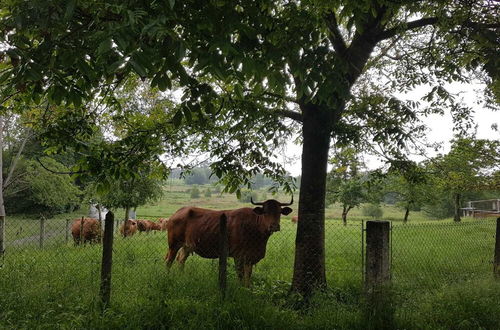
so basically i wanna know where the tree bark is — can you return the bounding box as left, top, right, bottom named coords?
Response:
left=403, top=205, right=410, bottom=224
left=123, top=206, right=130, bottom=237
left=292, top=104, right=331, bottom=296
left=342, top=206, right=348, bottom=226
left=453, top=193, right=461, bottom=222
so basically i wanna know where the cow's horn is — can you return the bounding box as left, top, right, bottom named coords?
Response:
left=280, top=195, right=293, bottom=206
left=250, top=197, right=264, bottom=205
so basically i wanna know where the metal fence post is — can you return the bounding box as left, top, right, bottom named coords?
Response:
left=39, top=216, right=46, bottom=249
left=219, top=213, right=228, bottom=298
left=494, top=217, right=500, bottom=278
left=100, top=211, right=115, bottom=309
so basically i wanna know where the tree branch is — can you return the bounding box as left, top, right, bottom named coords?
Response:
left=36, top=157, right=87, bottom=175
left=376, top=17, right=439, bottom=41
left=324, top=12, right=347, bottom=56
left=4, top=129, right=32, bottom=189
left=275, top=109, right=303, bottom=123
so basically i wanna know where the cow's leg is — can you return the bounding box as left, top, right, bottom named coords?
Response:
left=165, top=244, right=182, bottom=268
left=243, top=264, right=253, bottom=287
left=235, top=258, right=245, bottom=281
left=176, top=246, right=192, bottom=269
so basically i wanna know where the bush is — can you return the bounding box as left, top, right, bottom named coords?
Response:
left=204, top=189, right=212, bottom=197
left=362, top=204, right=383, bottom=219
left=190, top=186, right=201, bottom=199
left=4, top=157, right=81, bottom=215
left=238, top=190, right=258, bottom=203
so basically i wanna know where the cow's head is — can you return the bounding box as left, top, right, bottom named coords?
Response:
left=251, top=197, right=293, bottom=232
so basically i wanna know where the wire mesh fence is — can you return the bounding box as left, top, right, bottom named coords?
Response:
left=391, top=219, right=497, bottom=290
left=0, top=214, right=498, bottom=301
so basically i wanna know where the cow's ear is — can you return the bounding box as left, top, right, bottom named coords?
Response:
left=253, top=207, right=264, bottom=215
left=281, top=207, right=292, bottom=215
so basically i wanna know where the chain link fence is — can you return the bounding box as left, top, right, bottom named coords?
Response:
left=0, top=214, right=497, bottom=301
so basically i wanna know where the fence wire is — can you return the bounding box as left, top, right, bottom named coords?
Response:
left=0, top=215, right=497, bottom=300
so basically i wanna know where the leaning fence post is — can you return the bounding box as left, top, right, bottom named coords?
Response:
left=65, top=219, right=70, bottom=243
left=100, top=211, right=115, bottom=309
left=494, top=217, right=500, bottom=278
left=364, top=220, right=393, bottom=327
left=218, top=213, right=228, bottom=298
left=39, top=216, right=46, bottom=249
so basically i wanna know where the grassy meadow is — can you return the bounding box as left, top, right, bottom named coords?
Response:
left=1, top=182, right=499, bottom=329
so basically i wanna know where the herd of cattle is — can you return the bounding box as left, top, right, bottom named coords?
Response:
left=70, top=198, right=295, bottom=285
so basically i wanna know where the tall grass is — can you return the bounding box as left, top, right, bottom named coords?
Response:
left=1, top=185, right=499, bottom=329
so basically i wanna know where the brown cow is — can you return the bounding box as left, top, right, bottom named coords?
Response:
left=291, top=216, right=299, bottom=223
left=120, top=219, right=138, bottom=237
left=71, top=217, right=101, bottom=245
left=136, top=219, right=161, bottom=233
left=158, top=218, right=169, bottom=231
left=165, top=197, right=293, bottom=286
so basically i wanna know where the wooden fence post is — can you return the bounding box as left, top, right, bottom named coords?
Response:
left=100, top=211, right=115, bottom=309
left=39, top=216, right=46, bottom=249
left=218, top=213, right=228, bottom=298
left=65, top=219, right=70, bottom=243
left=494, top=217, right=500, bottom=278
left=79, top=216, right=84, bottom=245
left=364, top=220, right=393, bottom=327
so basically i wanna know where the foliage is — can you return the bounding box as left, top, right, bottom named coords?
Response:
left=204, top=188, right=212, bottom=198
left=4, top=157, right=81, bottom=215
left=424, top=137, right=500, bottom=220
left=2, top=0, right=498, bottom=294
left=190, top=186, right=200, bottom=199
left=362, top=204, right=384, bottom=219
left=99, top=173, right=164, bottom=211
left=238, top=190, right=258, bottom=203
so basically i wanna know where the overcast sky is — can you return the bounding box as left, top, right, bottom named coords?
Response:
left=282, top=83, right=499, bottom=177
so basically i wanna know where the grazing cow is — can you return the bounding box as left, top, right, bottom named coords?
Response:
left=291, top=216, right=299, bottom=223
left=120, top=219, right=138, bottom=237
left=71, top=217, right=101, bottom=245
left=158, top=218, right=169, bottom=231
left=165, top=197, right=293, bottom=286
left=137, top=219, right=161, bottom=233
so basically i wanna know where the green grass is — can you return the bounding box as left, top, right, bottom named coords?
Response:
left=1, top=185, right=499, bottom=329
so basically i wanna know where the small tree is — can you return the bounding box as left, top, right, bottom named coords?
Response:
left=190, top=186, right=201, bottom=199
left=100, top=175, right=164, bottom=226
left=204, top=188, right=212, bottom=198
left=427, top=138, right=500, bottom=222
left=326, top=148, right=366, bottom=225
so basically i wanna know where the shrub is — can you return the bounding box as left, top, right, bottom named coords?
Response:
left=190, top=186, right=201, bottom=199
left=204, top=189, right=212, bottom=197
left=238, top=190, right=258, bottom=203
left=362, top=204, right=383, bottom=219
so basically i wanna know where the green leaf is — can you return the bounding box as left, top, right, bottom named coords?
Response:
left=129, top=58, right=147, bottom=77
left=168, top=0, right=175, bottom=9
left=172, top=110, right=183, bottom=127
left=64, top=0, right=77, bottom=21
left=176, top=42, right=186, bottom=61
left=98, top=38, right=113, bottom=55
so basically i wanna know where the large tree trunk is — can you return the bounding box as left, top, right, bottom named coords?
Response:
left=291, top=105, right=331, bottom=296
left=453, top=193, right=461, bottom=222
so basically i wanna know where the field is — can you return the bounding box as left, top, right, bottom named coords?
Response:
left=1, top=183, right=499, bottom=329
